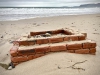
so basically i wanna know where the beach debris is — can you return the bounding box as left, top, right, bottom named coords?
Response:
left=41, top=33, right=51, bottom=37
left=40, top=34, right=46, bottom=37
left=9, top=62, right=15, bottom=68
left=45, top=33, right=51, bottom=36
left=8, top=66, right=13, bottom=70
left=1, top=35, right=3, bottom=38
left=35, top=35, right=41, bottom=38
left=35, top=33, right=51, bottom=38
left=67, top=60, right=87, bottom=71
left=57, top=33, right=63, bottom=36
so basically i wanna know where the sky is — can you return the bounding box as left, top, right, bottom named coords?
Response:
left=0, top=0, right=100, bottom=7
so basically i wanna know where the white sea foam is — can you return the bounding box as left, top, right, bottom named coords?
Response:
left=0, top=7, right=100, bottom=21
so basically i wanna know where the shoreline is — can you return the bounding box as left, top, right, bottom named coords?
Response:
left=0, top=13, right=100, bottom=75
left=0, top=13, right=100, bottom=22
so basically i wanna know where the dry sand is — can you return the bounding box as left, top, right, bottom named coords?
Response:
left=0, top=14, right=100, bottom=75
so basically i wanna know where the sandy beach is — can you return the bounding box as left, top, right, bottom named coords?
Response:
left=0, top=14, right=100, bottom=75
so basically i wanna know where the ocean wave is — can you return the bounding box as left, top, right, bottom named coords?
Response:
left=0, top=7, right=100, bottom=21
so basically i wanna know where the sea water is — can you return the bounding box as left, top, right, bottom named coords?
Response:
left=0, top=7, right=100, bottom=21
